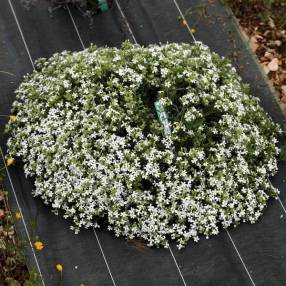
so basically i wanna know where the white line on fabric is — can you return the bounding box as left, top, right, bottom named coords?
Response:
left=8, top=0, right=35, bottom=69
left=93, top=228, right=117, bottom=286
left=168, top=246, right=187, bottom=286
left=278, top=197, right=286, bottom=214
left=66, top=5, right=86, bottom=49
left=172, top=1, right=258, bottom=283
left=226, top=230, right=256, bottom=286
left=5, top=1, right=48, bottom=284
left=170, top=2, right=257, bottom=285
left=171, top=0, right=196, bottom=42
left=114, top=0, right=138, bottom=44
left=66, top=8, right=117, bottom=285
left=0, top=147, right=46, bottom=286
left=268, top=180, right=286, bottom=215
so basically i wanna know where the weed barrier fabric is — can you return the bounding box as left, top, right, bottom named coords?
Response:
left=0, top=1, right=186, bottom=285
left=57, top=6, right=259, bottom=286
left=0, top=1, right=114, bottom=285
left=62, top=9, right=189, bottom=286
left=118, top=0, right=286, bottom=285
left=115, top=1, right=257, bottom=285
left=1, top=0, right=286, bottom=286
left=176, top=1, right=286, bottom=285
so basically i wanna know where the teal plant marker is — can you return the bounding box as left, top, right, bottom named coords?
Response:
left=154, top=100, right=171, bottom=135
left=98, top=0, right=109, bottom=12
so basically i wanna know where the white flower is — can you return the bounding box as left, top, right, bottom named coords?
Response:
left=6, top=41, right=280, bottom=248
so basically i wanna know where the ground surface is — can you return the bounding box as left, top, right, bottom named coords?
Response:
left=0, top=173, right=33, bottom=285
left=228, top=0, right=286, bottom=104
left=1, top=0, right=286, bottom=285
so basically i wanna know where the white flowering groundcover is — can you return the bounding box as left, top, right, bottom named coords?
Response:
left=6, top=42, right=281, bottom=248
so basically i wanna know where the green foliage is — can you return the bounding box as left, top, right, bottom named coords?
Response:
left=24, top=271, right=40, bottom=286
left=0, top=170, right=39, bottom=285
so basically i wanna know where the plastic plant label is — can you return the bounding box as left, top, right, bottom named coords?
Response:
left=154, top=100, right=171, bottom=135
left=98, top=0, right=109, bottom=12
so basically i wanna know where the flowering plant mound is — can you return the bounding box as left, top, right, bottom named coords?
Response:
left=6, top=42, right=280, bottom=248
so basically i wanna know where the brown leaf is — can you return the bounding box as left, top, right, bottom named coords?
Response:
left=0, top=192, right=5, bottom=201
left=282, top=75, right=286, bottom=82
left=7, top=279, right=21, bottom=286
left=268, top=18, right=276, bottom=29
left=262, top=64, right=270, bottom=75
left=0, top=209, right=5, bottom=218
left=274, top=40, right=282, bottom=46
left=264, top=52, right=274, bottom=60
left=249, top=35, right=259, bottom=51
left=127, top=239, right=148, bottom=252
left=0, top=238, right=6, bottom=249
left=6, top=256, right=16, bottom=267
left=240, top=27, right=250, bottom=41
left=281, top=96, right=286, bottom=104
left=263, top=30, right=271, bottom=37
left=268, top=58, right=279, bottom=71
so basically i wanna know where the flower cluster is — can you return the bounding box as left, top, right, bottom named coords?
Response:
left=6, top=41, right=281, bottom=248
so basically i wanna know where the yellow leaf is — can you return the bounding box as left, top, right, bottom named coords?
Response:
left=56, top=264, right=63, bottom=272
left=15, top=212, right=22, bottom=220
left=9, top=115, right=17, bottom=122
left=7, top=158, right=14, bottom=166
left=34, top=241, right=44, bottom=251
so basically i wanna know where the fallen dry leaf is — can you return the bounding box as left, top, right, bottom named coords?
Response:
left=0, top=209, right=5, bottom=218
left=268, top=18, right=276, bottom=29
left=0, top=238, right=6, bottom=249
left=268, top=58, right=279, bottom=71
left=127, top=239, right=147, bottom=252
left=249, top=35, right=259, bottom=51
left=281, top=95, right=286, bottom=104
left=12, top=281, right=21, bottom=286
left=264, top=51, right=275, bottom=60
left=262, top=64, right=270, bottom=75
left=240, top=27, right=249, bottom=40
left=229, top=0, right=286, bottom=104
left=7, top=279, right=21, bottom=286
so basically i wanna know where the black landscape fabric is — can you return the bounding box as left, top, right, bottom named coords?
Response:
left=1, top=0, right=286, bottom=285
